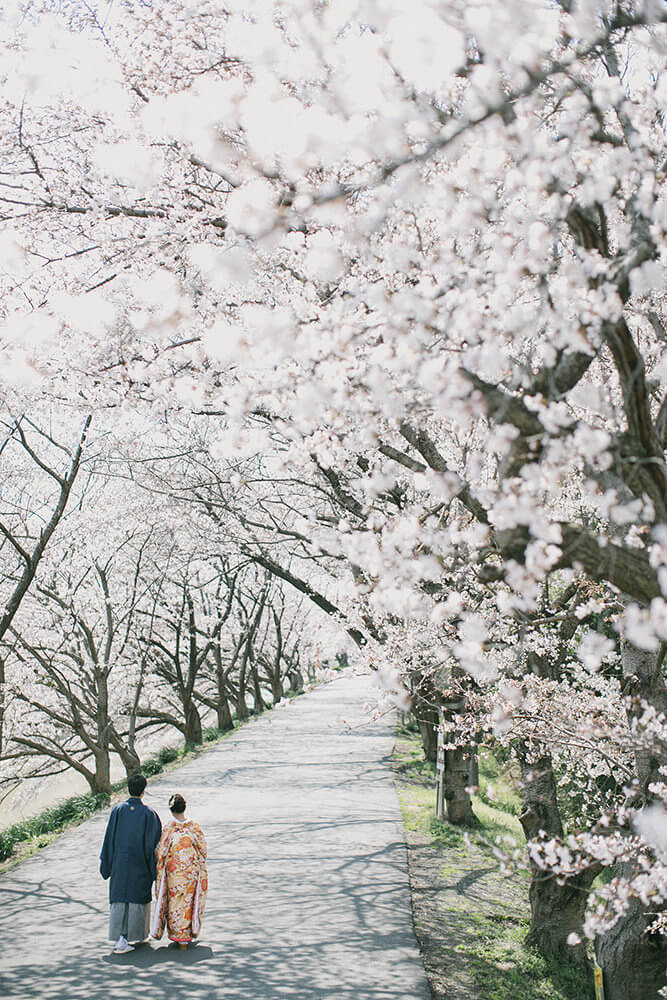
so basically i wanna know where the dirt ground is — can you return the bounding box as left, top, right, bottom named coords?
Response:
left=402, top=823, right=527, bottom=1000
left=393, top=754, right=527, bottom=1000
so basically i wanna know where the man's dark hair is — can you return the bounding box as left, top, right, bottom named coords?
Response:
left=128, top=773, right=147, bottom=797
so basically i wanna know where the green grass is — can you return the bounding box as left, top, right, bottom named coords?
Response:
left=476, top=746, right=523, bottom=817
left=394, top=730, right=594, bottom=1000
left=0, top=791, right=109, bottom=862
left=395, top=735, right=523, bottom=853
left=458, top=913, right=592, bottom=1000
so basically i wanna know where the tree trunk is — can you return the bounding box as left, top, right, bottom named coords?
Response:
left=440, top=670, right=477, bottom=826
left=114, top=741, right=141, bottom=778
left=288, top=668, right=304, bottom=693
left=621, top=642, right=666, bottom=800
left=596, top=642, right=667, bottom=998
left=236, top=682, right=249, bottom=721
left=525, top=867, right=597, bottom=971
left=518, top=747, right=593, bottom=971
left=270, top=671, right=284, bottom=703
left=468, top=750, right=479, bottom=788
left=91, top=748, right=112, bottom=796
left=94, top=672, right=113, bottom=795
left=216, top=693, right=234, bottom=731
left=251, top=665, right=266, bottom=714
left=596, top=868, right=666, bottom=1000
left=214, top=648, right=235, bottom=731
left=183, top=699, right=203, bottom=745
left=413, top=695, right=438, bottom=762
left=444, top=746, right=477, bottom=825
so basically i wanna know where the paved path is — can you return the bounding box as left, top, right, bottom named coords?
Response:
left=0, top=671, right=432, bottom=1000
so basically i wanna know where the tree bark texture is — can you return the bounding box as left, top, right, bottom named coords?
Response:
left=597, top=643, right=667, bottom=998
left=439, top=669, right=477, bottom=827
left=596, top=879, right=666, bottom=1000
left=596, top=869, right=666, bottom=1000
left=216, top=693, right=234, bottom=732
left=183, top=699, right=203, bottom=745
left=288, top=669, right=304, bottom=692
left=518, top=747, right=593, bottom=971
left=235, top=680, right=249, bottom=721
left=413, top=695, right=438, bottom=763
left=91, top=747, right=112, bottom=796
left=251, top=665, right=266, bottom=713
left=443, top=746, right=477, bottom=826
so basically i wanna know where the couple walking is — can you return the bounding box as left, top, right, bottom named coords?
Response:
left=99, top=773, right=208, bottom=954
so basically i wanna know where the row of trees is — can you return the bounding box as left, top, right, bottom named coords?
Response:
left=131, top=406, right=665, bottom=995
left=0, top=415, right=321, bottom=799
left=0, top=2, right=665, bottom=998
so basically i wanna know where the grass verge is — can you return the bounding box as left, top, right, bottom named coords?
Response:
left=394, top=728, right=594, bottom=1000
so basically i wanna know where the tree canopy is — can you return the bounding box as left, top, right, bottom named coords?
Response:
left=0, top=3, right=666, bottom=997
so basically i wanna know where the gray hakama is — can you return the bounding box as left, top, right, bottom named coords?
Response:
left=109, top=901, right=151, bottom=943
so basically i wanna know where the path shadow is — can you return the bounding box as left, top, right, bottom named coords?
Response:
left=454, top=867, right=496, bottom=895
left=101, top=943, right=214, bottom=967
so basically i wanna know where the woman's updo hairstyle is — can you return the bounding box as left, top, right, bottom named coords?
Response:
left=169, top=793, right=186, bottom=814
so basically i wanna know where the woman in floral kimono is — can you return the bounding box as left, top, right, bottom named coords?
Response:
left=151, top=793, right=208, bottom=947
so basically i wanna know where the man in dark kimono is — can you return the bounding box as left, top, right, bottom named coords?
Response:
left=100, top=773, right=162, bottom=954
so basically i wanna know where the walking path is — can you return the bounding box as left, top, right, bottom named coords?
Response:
left=0, top=671, right=432, bottom=1000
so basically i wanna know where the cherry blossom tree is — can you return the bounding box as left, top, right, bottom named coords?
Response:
left=0, top=408, right=91, bottom=758
left=3, top=536, right=152, bottom=794
left=1, top=1, right=666, bottom=995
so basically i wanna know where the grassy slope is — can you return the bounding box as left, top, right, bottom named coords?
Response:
left=394, top=729, right=594, bottom=1000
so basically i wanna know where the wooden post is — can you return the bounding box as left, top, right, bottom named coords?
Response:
left=435, top=714, right=446, bottom=821
left=593, top=962, right=605, bottom=1000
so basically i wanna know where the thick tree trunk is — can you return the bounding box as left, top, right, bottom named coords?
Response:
left=236, top=683, right=249, bottom=720
left=596, top=642, right=667, bottom=999
left=413, top=695, right=438, bottom=763
left=183, top=699, right=203, bottom=745
left=518, top=748, right=564, bottom=839
left=91, top=748, right=112, bottom=796
left=439, top=669, right=477, bottom=826
left=621, top=642, right=666, bottom=799
left=525, top=868, right=597, bottom=971
left=214, top=650, right=235, bottom=731
left=116, top=743, right=141, bottom=778
left=236, top=648, right=250, bottom=719
left=468, top=751, right=479, bottom=789
left=270, top=672, right=284, bottom=703
left=596, top=869, right=666, bottom=1000
left=444, top=746, right=477, bottom=825
left=518, top=746, right=593, bottom=971
left=216, top=693, right=234, bottom=732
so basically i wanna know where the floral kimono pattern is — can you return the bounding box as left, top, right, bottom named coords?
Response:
left=151, top=820, right=208, bottom=942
